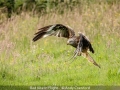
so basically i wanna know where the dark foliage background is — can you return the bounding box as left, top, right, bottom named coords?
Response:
left=0, top=0, right=119, bottom=18
left=0, top=0, right=81, bottom=18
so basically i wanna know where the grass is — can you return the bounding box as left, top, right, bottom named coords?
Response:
left=0, top=1, right=120, bottom=86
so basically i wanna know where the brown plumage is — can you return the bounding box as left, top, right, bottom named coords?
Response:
left=33, top=24, right=100, bottom=68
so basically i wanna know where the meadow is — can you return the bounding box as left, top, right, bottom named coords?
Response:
left=0, top=1, right=120, bottom=87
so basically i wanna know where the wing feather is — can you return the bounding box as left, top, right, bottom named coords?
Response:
left=35, top=25, right=52, bottom=35
left=33, top=24, right=75, bottom=41
left=78, top=33, right=94, bottom=53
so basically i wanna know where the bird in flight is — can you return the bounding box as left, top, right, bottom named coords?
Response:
left=33, top=24, right=100, bottom=68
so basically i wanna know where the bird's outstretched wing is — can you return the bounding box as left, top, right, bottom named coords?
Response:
left=33, top=24, right=75, bottom=41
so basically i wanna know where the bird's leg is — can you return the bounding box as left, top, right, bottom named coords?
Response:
left=78, top=46, right=82, bottom=56
left=69, top=45, right=82, bottom=63
left=68, top=41, right=83, bottom=62
left=73, top=48, right=80, bottom=58
left=85, top=52, right=101, bottom=68
left=65, top=49, right=77, bottom=62
left=69, top=48, right=79, bottom=60
left=79, top=33, right=84, bottom=52
left=77, top=39, right=83, bottom=56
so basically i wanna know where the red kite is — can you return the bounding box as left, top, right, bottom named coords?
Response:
left=33, top=24, right=100, bottom=68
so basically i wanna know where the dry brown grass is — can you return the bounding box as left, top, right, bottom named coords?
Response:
left=0, top=2, right=120, bottom=85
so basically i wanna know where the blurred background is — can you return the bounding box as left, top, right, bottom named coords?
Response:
left=0, top=0, right=120, bottom=86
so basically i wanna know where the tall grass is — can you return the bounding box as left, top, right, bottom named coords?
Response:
left=0, top=2, right=120, bottom=86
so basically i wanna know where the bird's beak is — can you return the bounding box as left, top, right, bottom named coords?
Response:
left=67, top=40, right=70, bottom=45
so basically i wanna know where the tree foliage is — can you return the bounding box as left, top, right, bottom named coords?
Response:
left=0, top=0, right=120, bottom=18
left=0, top=0, right=81, bottom=18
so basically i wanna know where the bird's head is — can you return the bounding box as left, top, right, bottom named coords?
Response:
left=67, top=38, right=76, bottom=45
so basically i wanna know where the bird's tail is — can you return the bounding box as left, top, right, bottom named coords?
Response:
left=85, top=52, right=101, bottom=68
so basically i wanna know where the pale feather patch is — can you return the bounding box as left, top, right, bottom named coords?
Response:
left=56, top=30, right=60, bottom=37
left=43, top=26, right=56, bottom=38
left=43, top=34, right=50, bottom=38
left=47, top=24, right=56, bottom=32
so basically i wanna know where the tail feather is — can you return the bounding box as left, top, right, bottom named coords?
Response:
left=86, top=52, right=100, bottom=68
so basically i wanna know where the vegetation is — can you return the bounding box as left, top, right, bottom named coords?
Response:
left=0, top=0, right=80, bottom=19
left=0, top=0, right=120, bottom=87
